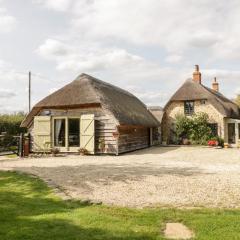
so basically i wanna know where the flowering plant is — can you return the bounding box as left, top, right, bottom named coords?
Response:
left=208, top=140, right=218, bottom=147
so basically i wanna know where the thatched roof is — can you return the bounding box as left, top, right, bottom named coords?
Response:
left=21, top=74, right=159, bottom=127
left=165, top=79, right=240, bottom=119
left=148, top=106, right=164, bottom=124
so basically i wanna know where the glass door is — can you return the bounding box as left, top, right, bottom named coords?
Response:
left=53, top=117, right=80, bottom=152
left=68, top=118, right=80, bottom=151
left=228, top=123, right=236, bottom=144
left=54, top=119, right=66, bottom=149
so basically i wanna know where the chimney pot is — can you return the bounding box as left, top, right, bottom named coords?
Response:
left=212, top=77, right=219, bottom=92
left=193, top=65, right=201, bottom=84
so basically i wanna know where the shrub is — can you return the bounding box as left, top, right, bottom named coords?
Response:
left=0, top=113, right=26, bottom=150
left=208, top=136, right=224, bottom=148
left=78, top=148, right=89, bottom=155
left=0, top=112, right=26, bottom=135
left=175, top=114, right=192, bottom=139
left=208, top=140, right=217, bottom=147
left=51, top=148, right=60, bottom=156
left=175, top=112, right=215, bottom=145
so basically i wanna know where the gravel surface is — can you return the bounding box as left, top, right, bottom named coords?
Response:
left=1, top=146, right=240, bottom=208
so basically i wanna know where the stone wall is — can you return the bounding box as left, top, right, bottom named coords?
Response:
left=162, top=100, right=225, bottom=143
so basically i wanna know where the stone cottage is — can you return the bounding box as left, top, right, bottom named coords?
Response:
left=162, top=65, right=240, bottom=147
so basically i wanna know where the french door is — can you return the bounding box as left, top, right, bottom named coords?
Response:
left=53, top=117, right=80, bottom=152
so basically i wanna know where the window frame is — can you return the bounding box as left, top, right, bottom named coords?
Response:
left=184, top=101, right=195, bottom=116
left=52, top=116, right=81, bottom=151
left=68, top=118, right=80, bottom=147
left=208, top=123, right=218, bottom=137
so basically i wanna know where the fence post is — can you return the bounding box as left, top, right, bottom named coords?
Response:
left=24, top=134, right=30, bottom=157
left=19, top=133, right=24, bottom=157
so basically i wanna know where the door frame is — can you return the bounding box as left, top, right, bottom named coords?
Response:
left=52, top=116, right=81, bottom=152
left=226, top=118, right=240, bottom=147
left=228, top=123, right=236, bottom=144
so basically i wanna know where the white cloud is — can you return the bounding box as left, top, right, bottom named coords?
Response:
left=165, top=54, right=183, bottom=63
left=34, top=0, right=73, bottom=11
left=0, top=7, right=16, bottom=33
left=36, top=39, right=71, bottom=59
left=66, top=0, right=240, bottom=60
left=0, top=59, right=52, bottom=113
left=126, top=85, right=169, bottom=106
left=36, top=38, right=144, bottom=72
left=203, top=69, right=240, bottom=83
left=0, top=89, right=16, bottom=98
left=32, top=0, right=240, bottom=109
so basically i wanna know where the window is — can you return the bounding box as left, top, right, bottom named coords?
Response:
left=200, top=100, right=206, bottom=105
left=208, top=123, right=218, bottom=137
left=184, top=101, right=194, bottom=115
left=68, top=119, right=80, bottom=147
left=54, top=119, right=66, bottom=147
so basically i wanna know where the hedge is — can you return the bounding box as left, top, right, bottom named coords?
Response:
left=0, top=113, right=26, bottom=135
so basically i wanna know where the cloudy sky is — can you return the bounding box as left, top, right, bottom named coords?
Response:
left=1, top=0, right=240, bottom=113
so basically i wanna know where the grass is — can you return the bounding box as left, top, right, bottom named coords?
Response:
left=0, top=171, right=240, bottom=240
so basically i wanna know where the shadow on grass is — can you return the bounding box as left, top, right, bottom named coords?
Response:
left=0, top=171, right=157, bottom=240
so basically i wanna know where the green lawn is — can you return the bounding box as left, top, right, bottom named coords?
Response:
left=0, top=171, right=240, bottom=240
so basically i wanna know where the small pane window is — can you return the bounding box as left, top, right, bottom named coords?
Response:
left=200, top=100, right=206, bottom=105
left=184, top=101, right=194, bottom=115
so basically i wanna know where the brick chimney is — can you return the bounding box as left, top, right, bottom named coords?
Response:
left=193, top=65, right=201, bottom=84
left=212, top=77, right=219, bottom=92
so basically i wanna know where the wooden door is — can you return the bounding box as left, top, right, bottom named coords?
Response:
left=80, top=114, right=95, bottom=154
left=33, top=116, right=51, bottom=152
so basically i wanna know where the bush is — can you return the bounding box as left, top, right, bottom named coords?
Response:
left=208, top=140, right=218, bottom=147
left=208, top=136, right=224, bottom=148
left=78, top=148, right=89, bottom=155
left=0, top=112, right=26, bottom=150
left=51, top=147, right=60, bottom=156
left=0, top=112, right=26, bottom=135
left=175, top=112, right=216, bottom=145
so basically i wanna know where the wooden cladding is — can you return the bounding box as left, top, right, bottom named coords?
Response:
left=118, top=126, right=150, bottom=154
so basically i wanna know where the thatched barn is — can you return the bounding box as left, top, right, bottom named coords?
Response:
left=21, top=74, right=160, bottom=155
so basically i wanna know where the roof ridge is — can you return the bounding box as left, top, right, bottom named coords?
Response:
left=75, top=73, right=136, bottom=98
left=202, top=84, right=238, bottom=105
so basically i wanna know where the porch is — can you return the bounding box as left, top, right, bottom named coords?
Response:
left=224, top=118, right=240, bottom=147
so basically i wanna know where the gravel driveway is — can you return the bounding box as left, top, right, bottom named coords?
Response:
left=1, top=146, right=240, bottom=208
